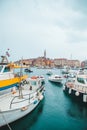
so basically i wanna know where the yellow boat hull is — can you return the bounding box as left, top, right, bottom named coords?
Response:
left=0, top=75, right=28, bottom=90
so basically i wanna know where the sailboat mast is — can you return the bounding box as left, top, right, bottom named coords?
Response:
left=18, top=57, right=23, bottom=99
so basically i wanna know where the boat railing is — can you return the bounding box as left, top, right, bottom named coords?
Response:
left=14, top=72, right=22, bottom=77
left=74, top=84, right=87, bottom=93
left=10, top=85, right=44, bottom=109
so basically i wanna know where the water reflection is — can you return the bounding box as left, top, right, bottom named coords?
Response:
left=1, top=99, right=45, bottom=130
left=48, top=81, right=63, bottom=87
left=67, top=100, right=87, bottom=119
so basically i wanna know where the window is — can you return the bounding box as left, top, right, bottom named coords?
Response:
left=31, top=81, right=36, bottom=86
left=3, top=67, right=10, bottom=72
left=77, top=77, right=85, bottom=84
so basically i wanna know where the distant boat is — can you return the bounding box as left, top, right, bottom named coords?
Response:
left=46, top=70, right=53, bottom=75
left=37, top=75, right=45, bottom=84
left=0, top=55, right=27, bottom=93
left=62, top=66, right=71, bottom=74
left=30, top=75, right=45, bottom=84
left=48, top=75, right=63, bottom=83
left=24, top=68, right=33, bottom=73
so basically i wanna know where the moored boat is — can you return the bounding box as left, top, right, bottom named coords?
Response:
left=63, top=73, right=87, bottom=103
left=24, top=68, right=33, bottom=73
left=48, top=74, right=63, bottom=83
left=0, top=55, right=45, bottom=127
left=29, top=75, right=45, bottom=84
left=0, top=74, right=45, bottom=127
left=46, top=70, right=53, bottom=75
left=0, top=55, right=28, bottom=94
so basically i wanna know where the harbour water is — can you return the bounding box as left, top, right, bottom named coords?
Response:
left=1, top=68, right=87, bottom=130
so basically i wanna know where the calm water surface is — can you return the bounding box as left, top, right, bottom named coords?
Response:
left=1, top=68, right=87, bottom=130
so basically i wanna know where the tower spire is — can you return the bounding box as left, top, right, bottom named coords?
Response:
left=44, top=49, right=46, bottom=58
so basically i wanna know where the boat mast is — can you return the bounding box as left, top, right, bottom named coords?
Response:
left=18, top=57, right=23, bottom=99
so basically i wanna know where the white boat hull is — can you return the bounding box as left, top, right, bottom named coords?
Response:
left=0, top=75, right=45, bottom=127
left=48, top=75, right=63, bottom=83
left=49, top=78, right=62, bottom=83
left=0, top=98, right=43, bottom=127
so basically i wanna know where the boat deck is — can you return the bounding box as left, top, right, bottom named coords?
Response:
left=0, top=84, right=39, bottom=112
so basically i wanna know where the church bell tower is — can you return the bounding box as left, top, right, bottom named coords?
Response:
left=44, top=50, right=46, bottom=58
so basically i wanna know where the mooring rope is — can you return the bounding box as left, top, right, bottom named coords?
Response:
left=0, top=109, right=12, bottom=130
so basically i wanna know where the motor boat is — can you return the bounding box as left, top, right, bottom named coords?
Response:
left=48, top=75, right=63, bottom=83
left=0, top=55, right=27, bottom=94
left=46, top=70, right=53, bottom=75
left=24, top=68, right=33, bottom=73
left=63, top=73, right=87, bottom=103
left=30, top=75, right=45, bottom=84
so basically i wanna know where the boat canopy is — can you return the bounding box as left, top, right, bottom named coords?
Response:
left=7, top=63, right=28, bottom=69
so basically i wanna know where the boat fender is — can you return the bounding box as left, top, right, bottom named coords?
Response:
left=38, top=94, right=43, bottom=100
left=83, top=94, right=87, bottom=102
left=75, top=91, right=79, bottom=96
left=33, top=100, right=38, bottom=104
left=21, top=106, right=28, bottom=111
left=63, top=86, right=65, bottom=90
left=11, top=87, right=16, bottom=94
left=69, top=88, right=72, bottom=94
left=30, top=86, right=32, bottom=90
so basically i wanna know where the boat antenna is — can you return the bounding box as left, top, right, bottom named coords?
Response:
left=1, top=55, right=9, bottom=64
left=0, top=109, right=12, bottom=130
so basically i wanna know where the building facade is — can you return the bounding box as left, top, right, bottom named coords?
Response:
left=81, top=60, right=87, bottom=68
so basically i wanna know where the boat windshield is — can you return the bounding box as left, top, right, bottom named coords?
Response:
left=3, top=66, right=10, bottom=72
left=77, top=77, right=87, bottom=84
left=0, top=66, right=3, bottom=72
left=67, top=78, right=75, bottom=82
left=31, top=81, right=37, bottom=86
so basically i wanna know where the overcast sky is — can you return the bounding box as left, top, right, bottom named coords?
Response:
left=0, top=0, right=87, bottom=61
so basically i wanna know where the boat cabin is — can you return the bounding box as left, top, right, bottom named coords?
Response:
left=28, top=76, right=42, bottom=90
left=76, top=75, right=87, bottom=85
